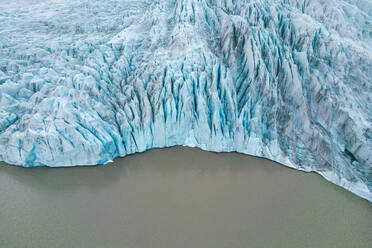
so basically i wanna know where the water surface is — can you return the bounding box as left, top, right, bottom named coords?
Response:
left=0, top=147, right=371, bottom=248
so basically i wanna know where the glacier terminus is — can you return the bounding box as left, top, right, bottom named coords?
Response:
left=0, top=0, right=371, bottom=201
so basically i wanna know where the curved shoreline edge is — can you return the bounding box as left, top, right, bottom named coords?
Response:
left=2, top=143, right=371, bottom=203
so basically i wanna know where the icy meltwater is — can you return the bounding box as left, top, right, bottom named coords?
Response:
left=0, top=147, right=371, bottom=248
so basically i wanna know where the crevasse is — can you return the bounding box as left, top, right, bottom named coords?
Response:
left=0, top=0, right=371, bottom=201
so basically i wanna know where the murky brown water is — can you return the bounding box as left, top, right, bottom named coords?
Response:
left=0, top=147, right=371, bottom=248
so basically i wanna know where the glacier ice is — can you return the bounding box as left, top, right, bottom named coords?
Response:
left=0, top=0, right=371, bottom=201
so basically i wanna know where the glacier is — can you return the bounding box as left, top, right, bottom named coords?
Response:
left=0, top=0, right=371, bottom=201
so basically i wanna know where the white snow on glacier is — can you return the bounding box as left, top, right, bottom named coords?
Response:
left=0, top=0, right=371, bottom=201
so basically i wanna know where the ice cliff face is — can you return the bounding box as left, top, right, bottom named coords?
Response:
left=0, top=0, right=371, bottom=201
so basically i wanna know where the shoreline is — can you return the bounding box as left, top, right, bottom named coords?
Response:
left=1, top=146, right=371, bottom=247
left=2, top=145, right=371, bottom=203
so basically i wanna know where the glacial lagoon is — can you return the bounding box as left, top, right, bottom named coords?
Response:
left=1, top=147, right=371, bottom=248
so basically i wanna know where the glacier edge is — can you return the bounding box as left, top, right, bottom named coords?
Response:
left=0, top=0, right=371, bottom=202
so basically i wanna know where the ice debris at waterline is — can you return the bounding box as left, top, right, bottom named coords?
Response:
left=0, top=0, right=371, bottom=201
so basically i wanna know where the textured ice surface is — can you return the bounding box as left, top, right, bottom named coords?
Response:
left=0, top=0, right=371, bottom=201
